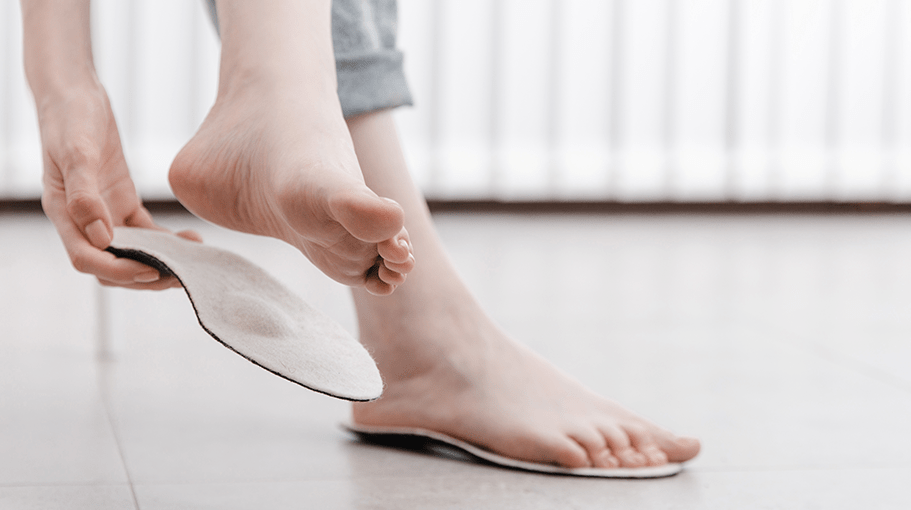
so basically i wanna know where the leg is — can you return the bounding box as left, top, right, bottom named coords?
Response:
left=169, top=0, right=413, bottom=296
left=347, top=111, right=701, bottom=469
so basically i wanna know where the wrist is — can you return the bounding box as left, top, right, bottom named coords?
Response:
left=27, top=65, right=101, bottom=106
left=31, top=81, right=113, bottom=137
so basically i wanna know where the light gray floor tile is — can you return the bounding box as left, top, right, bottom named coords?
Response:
left=134, top=467, right=911, bottom=510
left=0, top=353, right=128, bottom=485
left=0, top=485, right=136, bottom=510
left=5, top=211, right=911, bottom=509
left=0, top=214, right=97, bottom=355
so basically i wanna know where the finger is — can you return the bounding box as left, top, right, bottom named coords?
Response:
left=175, top=229, right=203, bottom=243
left=59, top=219, right=163, bottom=285
left=62, top=172, right=113, bottom=249
left=98, top=275, right=182, bottom=291
left=122, top=205, right=157, bottom=229
left=120, top=206, right=204, bottom=244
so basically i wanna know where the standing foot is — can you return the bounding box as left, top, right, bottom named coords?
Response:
left=345, top=111, right=700, bottom=470
left=352, top=305, right=701, bottom=469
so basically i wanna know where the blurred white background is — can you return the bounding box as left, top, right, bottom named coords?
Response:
left=2, top=0, right=911, bottom=202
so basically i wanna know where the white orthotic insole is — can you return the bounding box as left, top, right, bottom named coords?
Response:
left=108, top=227, right=383, bottom=402
left=344, top=423, right=684, bottom=478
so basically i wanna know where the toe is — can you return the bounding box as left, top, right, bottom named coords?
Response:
left=593, top=449, right=621, bottom=468
left=544, top=435, right=591, bottom=469
left=378, top=263, right=407, bottom=286
left=599, top=425, right=648, bottom=468
left=625, top=425, right=669, bottom=467
left=364, top=277, right=395, bottom=296
left=508, top=429, right=592, bottom=469
left=383, top=254, right=415, bottom=275
left=377, top=230, right=414, bottom=267
left=662, top=436, right=701, bottom=463
left=567, top=427, right=607, bottom=468
left=615, top=447, right=648, bottom=468
left=328, top=190, right=405, bottom=244
left=642, top=446, right=669, bottom=466
left=643, top=425, right=700, bottom=463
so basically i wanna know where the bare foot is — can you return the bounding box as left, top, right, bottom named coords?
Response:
left=352, top=300, right=701, bottom=469
left=169, top=88, right=414, bottom=295
left=347, top=112, right=700, bottom=470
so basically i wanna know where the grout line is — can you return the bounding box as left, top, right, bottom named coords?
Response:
left=96, top=360, right=142, bottom=510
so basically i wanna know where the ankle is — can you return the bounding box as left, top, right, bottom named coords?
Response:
left=214, top=0, right=337, bottom=104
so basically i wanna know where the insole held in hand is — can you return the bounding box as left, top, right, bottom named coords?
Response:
left=107, top=227, right=383, bottom=402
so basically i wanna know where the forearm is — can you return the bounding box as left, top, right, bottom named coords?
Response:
left=21, top=0, right=99, bottom=108
left=214, top=0, right=338, bottom=100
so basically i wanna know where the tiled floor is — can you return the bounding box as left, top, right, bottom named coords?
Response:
left=1, top=210, right=909, bottom=509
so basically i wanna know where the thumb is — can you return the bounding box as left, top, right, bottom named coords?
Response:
left=64, top=172, right=114, bottom=249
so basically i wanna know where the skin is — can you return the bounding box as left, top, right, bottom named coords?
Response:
left=22, top=0, right=700, bottom=469
left=21, top=0, right=201, bottom=290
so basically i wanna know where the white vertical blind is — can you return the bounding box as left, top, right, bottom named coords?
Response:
left=2, top=0, right=911, bottom=202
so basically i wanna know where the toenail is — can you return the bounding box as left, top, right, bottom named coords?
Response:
left=596, top=450, right=619, bottom=468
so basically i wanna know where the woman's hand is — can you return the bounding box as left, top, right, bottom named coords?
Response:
left=37, top=83, right=200, bottom=290
left=22, top=0, right=199, bottom=290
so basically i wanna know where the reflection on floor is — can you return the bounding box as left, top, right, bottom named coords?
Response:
left=1, top=210, right=909, bottom=509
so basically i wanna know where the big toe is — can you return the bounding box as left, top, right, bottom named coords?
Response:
left=660, top=435, right=701, bottom=463
left=328, top=189, right=405, bottom=244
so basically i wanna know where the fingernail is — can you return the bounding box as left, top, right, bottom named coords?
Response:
left=398, top=238, right=409, bottom=250
left=85, top=220, right=111, bottom=248
left=134, top=271, right=160, bottom=283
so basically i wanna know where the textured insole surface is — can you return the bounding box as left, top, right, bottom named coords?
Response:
left=108, top=227, right=383, bottom=401
left=345, top=423, right=684, bottom=478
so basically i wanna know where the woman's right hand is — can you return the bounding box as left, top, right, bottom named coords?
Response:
left=36, top=83, right=200, bottom=290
